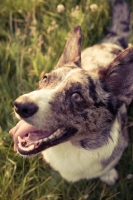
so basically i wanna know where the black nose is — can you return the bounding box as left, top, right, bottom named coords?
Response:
left=14, top=97, right=38, bottom=118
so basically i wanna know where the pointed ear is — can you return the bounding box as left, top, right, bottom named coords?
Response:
left=99, top=46, right=133, bottom=105
left=55, top=26, right=82, bottom=69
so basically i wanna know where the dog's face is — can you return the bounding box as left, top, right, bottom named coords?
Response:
left=9, top=26, right=133, bottom=156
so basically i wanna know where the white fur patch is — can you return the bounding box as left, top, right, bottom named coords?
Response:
left=100, top=168, right=118, bottom=185
left=21, top=90, right=54, bottom=127
left=42, top=119, right=120, bottom=182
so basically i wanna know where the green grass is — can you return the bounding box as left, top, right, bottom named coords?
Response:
left=0, top=0, right=133, bottom=199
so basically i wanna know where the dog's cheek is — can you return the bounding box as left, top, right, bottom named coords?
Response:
left=48, top=94, right=84, bottom=127
left=47, top=94, right=68, bottom=125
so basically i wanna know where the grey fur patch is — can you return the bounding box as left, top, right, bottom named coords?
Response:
left=101, top=104, right=129, bottom=168
left=102, top=0, right=130, bottom=48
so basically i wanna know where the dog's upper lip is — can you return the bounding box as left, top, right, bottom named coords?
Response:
left=9, top=120, right=55, bottom=152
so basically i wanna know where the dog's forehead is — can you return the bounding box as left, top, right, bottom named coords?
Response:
left=39, top=65, right=81, bottom=89
left=53, top=65, right=81, bottom=77
left=39, top=65, right=99, bottom=92
left=53, top=66, right=91, bottom=82
left=41, top=66, right=83, bottom=84
left=52, top=66, right=92, bottom=91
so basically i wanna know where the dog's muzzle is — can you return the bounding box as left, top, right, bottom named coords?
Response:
left=11, top=95, right=78, bottom=157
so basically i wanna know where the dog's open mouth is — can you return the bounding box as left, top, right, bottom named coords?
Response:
left=9, top=120, right=77, bottom=156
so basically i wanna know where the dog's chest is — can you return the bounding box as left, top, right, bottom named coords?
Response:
left=42, top=119, right=122, bottom=182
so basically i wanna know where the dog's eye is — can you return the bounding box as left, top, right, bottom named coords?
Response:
left=71, top=93, right=82, bottom=102
left=43, top=75, right=47, bottom=82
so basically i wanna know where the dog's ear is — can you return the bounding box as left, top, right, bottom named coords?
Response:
left=99, top=46, right=133, bottom=105
left=55, top=26, right=82, bottom=68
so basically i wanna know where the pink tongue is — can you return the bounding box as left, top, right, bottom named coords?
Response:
left=9, top=120, right=53, bottom=152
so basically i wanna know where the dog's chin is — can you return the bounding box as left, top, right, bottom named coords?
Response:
left=17, top=126, right=77, bottom=157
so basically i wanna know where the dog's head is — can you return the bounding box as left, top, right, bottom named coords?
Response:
left=9, top=26, right=133, bottom=156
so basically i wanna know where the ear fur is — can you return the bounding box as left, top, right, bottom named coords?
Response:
left=99, top=46, right=133, bottom=105
left=55, top=26, right=82, bottom=69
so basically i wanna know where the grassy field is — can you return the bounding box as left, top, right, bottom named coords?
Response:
left=0, top=0, right=133, bottom=199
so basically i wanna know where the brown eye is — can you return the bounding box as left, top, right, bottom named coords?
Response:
left=71, top=93, right=82, bottom=102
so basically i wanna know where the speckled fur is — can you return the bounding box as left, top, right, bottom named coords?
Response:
left=14, top=0, right=133, bottom=185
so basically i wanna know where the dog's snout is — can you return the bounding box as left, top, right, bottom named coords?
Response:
left=14, top=97, right=38, bottom=118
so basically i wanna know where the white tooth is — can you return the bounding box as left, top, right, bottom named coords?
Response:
left=27, top=144, right=34, bottom=151
left=18, top=143, right=21, bottom=147
left=18, top=136, right=25, bottom=143
left=38, top=139, right=43, bottom=143
left=18, top=136, right=21, bottom=143
left=35, top=142, right=39, bottom=146
left=43, top=138, right=48, bottom=142
left=53, top=132, right=57, bottom=136
left=35, top=140, right=41, bottom=146
left=54, top=130, right=61, bottom=137
left=49, top=135, right=55, bottom=139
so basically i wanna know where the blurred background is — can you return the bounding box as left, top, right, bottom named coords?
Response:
left=0, top=0, right=133, bottom=199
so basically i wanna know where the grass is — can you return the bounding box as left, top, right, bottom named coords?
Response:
left=0, top=0, right=133, bottom=199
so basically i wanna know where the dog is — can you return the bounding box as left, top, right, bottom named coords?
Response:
left=9, top=0, right=133, bottom=185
